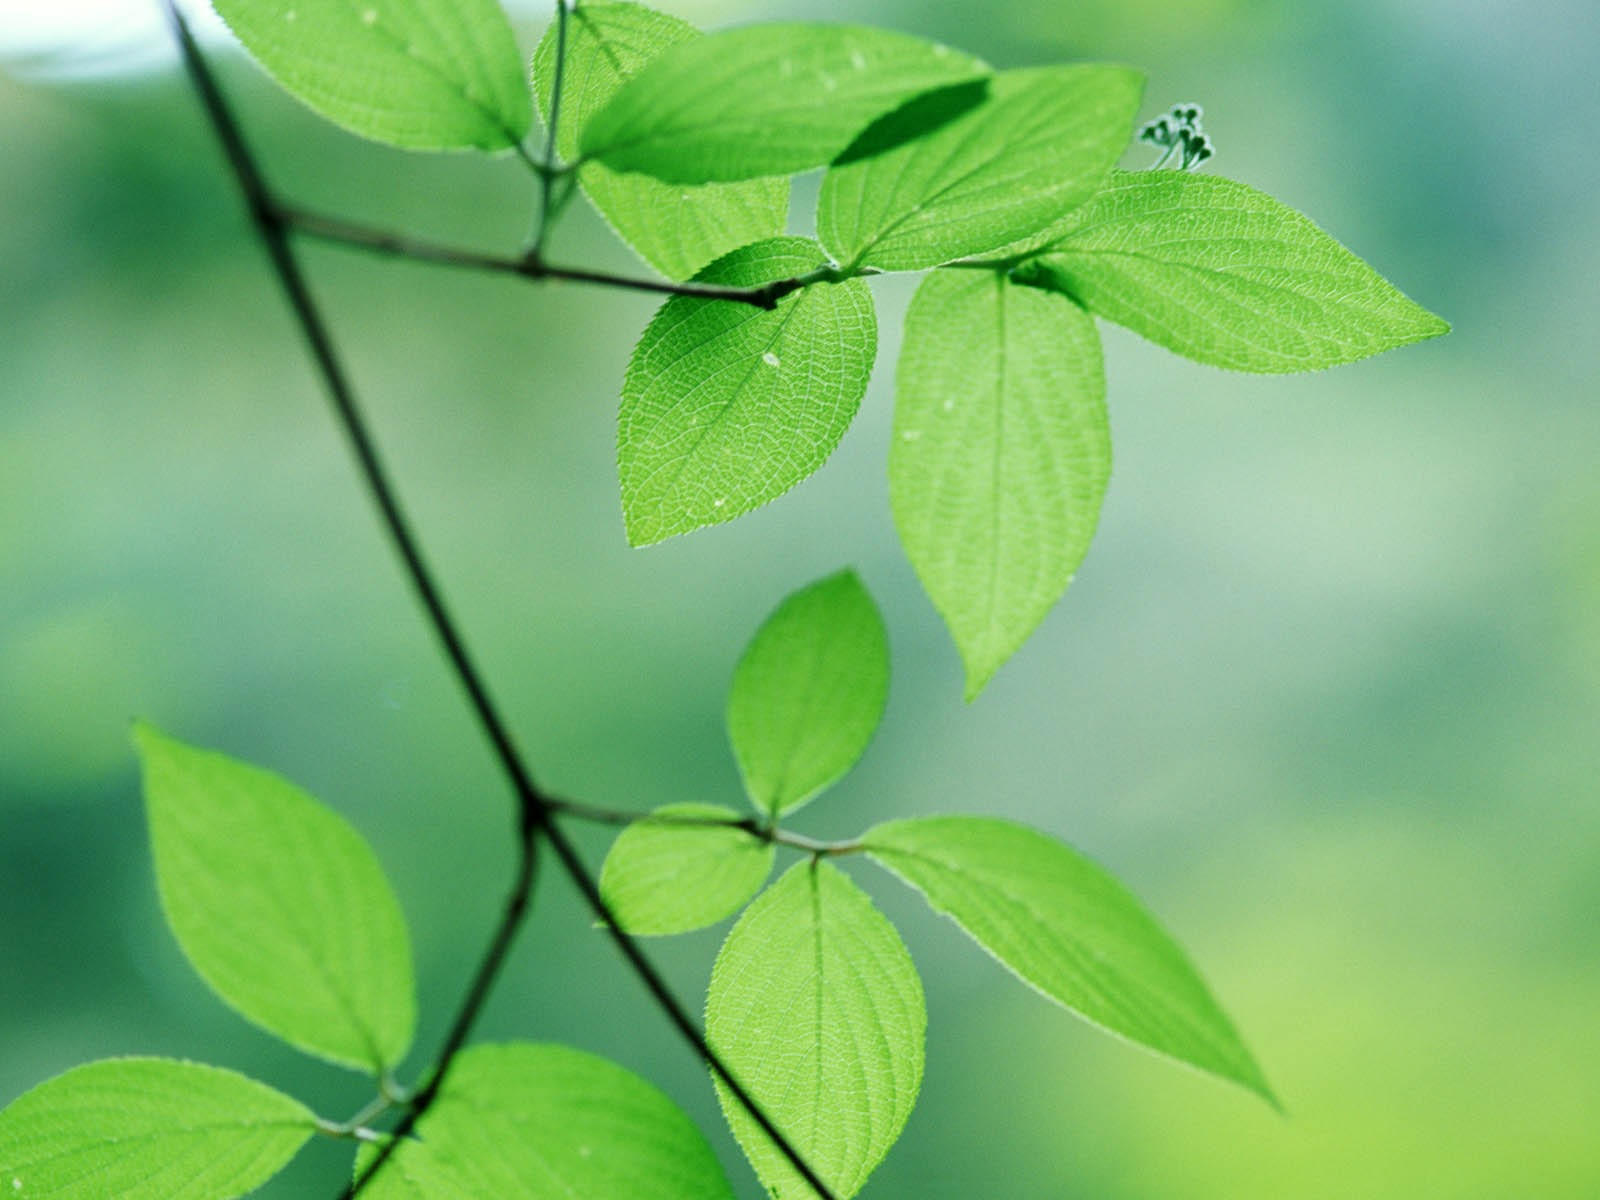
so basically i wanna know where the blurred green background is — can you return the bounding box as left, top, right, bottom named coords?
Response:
left=3, top=1, right=1597, bottom=1195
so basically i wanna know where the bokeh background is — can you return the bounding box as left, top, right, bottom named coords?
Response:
left=4, top=1, right=1598, bottom=1195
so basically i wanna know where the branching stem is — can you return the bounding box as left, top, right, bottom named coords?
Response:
left=161, top=4, right=839, bottom=1198
left=549, top=796, right=864, bottom=855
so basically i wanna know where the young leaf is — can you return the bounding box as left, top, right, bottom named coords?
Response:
left=726, top=570, right=889, bottom=818
left=355, top=1043, right=736, bottom=1200
left=863, top=816, right=1275, bottom=1103
left=706, top=861, right=925, bottom=1200
left=580, top=23, right=987, bottom=183
left=598, top=803, right=775, bottom=935
left=1015, top=169, right=1450, bottom=371
left=819, top=64, right=1144, bottom=271
left=134, top=723, right=415, bottom=1074
left=0, top=1057, right=315, bottom=1199
left=211, top=0, right=532, bottom=152
left=619, top=236, right=876, bottom=545
left=891, top=269, right=1109, bottom=700
left=532, top=2, right=787, bottom=280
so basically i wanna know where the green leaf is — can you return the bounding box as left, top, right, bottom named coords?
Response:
left=356, top=1043, right=735, bottom=1200
left=580, top=23, right=987, bottom=183
left=619, top=236, right=876, bottom=546
left=135, top=723, right=415, bottom=1074
left=706, top=861, right=924, bottom=1200
left=1015, top=169, right=1451, bottom=372
left=212, top=0, right=532, bottom=151
left=598, top=803, right=774, bottom=935
left=533, top=3, right=787, bottom=280
left=891, top=269, right=1109, bottom=700
left=819, top=64, right=1144, bottom=271
left=725, top=570, right=889, bottom=817
left=863, top=816, right=1275, bottom=1103
left=0, top=1057, right=315, bottom=1199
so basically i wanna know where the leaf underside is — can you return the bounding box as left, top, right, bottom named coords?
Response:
left=706, top=861, right=925, bottom=1200
left=1018, top=169, right=1450, bottom=372
left=726, top=569, right=890, bottom=817
left=533, top=2, right=788, bottom=280
left=891, top=268, right=1110, bottom=699
left=863, top=815, right=1275, bottom=1103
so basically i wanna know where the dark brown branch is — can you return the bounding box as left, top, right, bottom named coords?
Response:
left=161, top=5, right=838, bottom=1197
left=287, top=207, right=786, bottom=309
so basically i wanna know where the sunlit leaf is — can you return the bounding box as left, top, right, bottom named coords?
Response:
left=706, top=861, right=924, bottom=1199
left=135, top=723, right=415, bottom=1074
left=0, top=1057, right=314, bottom=1199
left=819, top=65, right=1143, bottom=271
left=864, top=815, right=1275, bottom=1102
left=532, top=2, right=787, bottom=279
left=1016, top=169, right=1450, bottom=371
left=891, top=269, right=1108, bottom=699
left=212, top=0, right=531, bottom=151
left=619, top=236, right=876, bottom=545
left=357, top=1043, right=735, bottom=1199
left=726, top=570, right=889, bottom=817
left=599, top=803, right=774, bottom=935
left=581, top=23, right=986, bottom=182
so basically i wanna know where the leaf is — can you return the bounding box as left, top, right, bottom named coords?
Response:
left=0, top=1057, right=315, bottom=1199
left=819, top=64, right=1144, bottom=271
left=135, top=723, right=415, bottom=1074
left=532, top=2, right=787, bottom=280
left=706, top=861, right=925, bottom=1200
left=211, top=0, right=532, bottom=151
left=580, top=23, right=987, bottom=183
left=1015, top=169, right=1451, bottom=372
left=891, top=269, right=1109, bottom=700
left=725, top=570, right=889, bottom=818
left=862, top=816, right=1275, bottom=1103
left=598, top=803, right=775, bottom=935
left=619, top=236, right=876, bottom=546
left=356, top=1043, right=736, bottom=1200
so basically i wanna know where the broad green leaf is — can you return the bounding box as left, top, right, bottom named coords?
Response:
left=891, top=269, right=1109, bottom=700
left=598, top=803, right=774, bottom=935
left=212, top=0, right=532, bottom=151
left=357, top=1043, right=735, bottom=1200
left=819, top=65, right=1144, bottom=271
left=580, top=23, right=987, bottom=183
left=135, top=723, right=415, bottom=1074
left=706, top=861, right=924, bottom=1200
left=863, top=816, right=1275, bottom=1103
left=726, top=570, right=889, bottom=817
left=619, top=236, right=876, bottom=545
left=1015, top=170, right=1450, bottom=372
left=0, top=1057, right=315, bottom=1199
left=533, top=3, right=787, bottom=280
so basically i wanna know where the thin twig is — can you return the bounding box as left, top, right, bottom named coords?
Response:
left=531, top=0, right=571, bottom=258
left=161, top=5, right=838, bottom=1197
left=286, top=206, right=786, bottom=308
left=550, top=796, right=864, bottom=855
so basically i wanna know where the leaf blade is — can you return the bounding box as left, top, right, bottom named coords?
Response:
left=819, top=64, right=1144, bottom=271
left=706, top=861, right=925, bottom=1200
left=1017, top=169, right=1450, bottom=371
left=0, top=1057, right=315, bottom=1200
left=863, top=815, right=1275, bottom=1103
left=619, top=236, right=877, bottom=545
left=580, top=23, right=987, bottom=182
left=725, top=570, right=889, bottom=817
left=212, top=0, right=532, bottom=151
left=599, top=803, right=775, bottom=935
left=357, top=1043, right=736, bottom=1200
left=533, top=2, right=788, bottom=280
left=135, top=723, right=415, bottom=1074
left=891, top=269, right=1109, bottom=699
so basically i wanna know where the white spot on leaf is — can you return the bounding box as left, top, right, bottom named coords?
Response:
left=762, top=351, right=780, bottom=367
left=361, top=8, right=378, bottom=24
left=850, top=51, right=867, bottom=70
